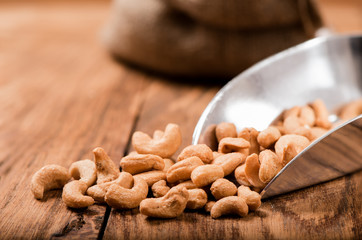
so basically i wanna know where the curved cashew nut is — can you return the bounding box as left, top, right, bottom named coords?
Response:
left=339, top=98, right=362, bottom=120
left=238, top=127, right=260, bottom=155
left=93, top=147, right=120, bottom=184
left=186, top=188, right=208, bottom=209
left=134, top=170, right=166, bottom=186
left=31, top=164, right=70, bottom=200
left=258, top=150, right=282, bottom=183
left=191, top=165, right=224, bottom=187
left=163, top=158, right=175, bottom=172
left=120, top=153, right=165, bottom=174
left=237, top=185, right=261, bottom=211
left=204, top=201, right=216, bottom=212
left=69, top=159, right=96, bottom=187
left=234, top=164, right=251, bottom=186
left=62, top=180, right=95, bottom=208
left=87, top=172, right=133, bottom=203
left=151, top=180, right=170, bottom=198
left=212, top=152, right=245, bottom=176
left=310, top=99, right=331, bottom=129
left=174, top=180, right=197, bottom=190
left=244, top=154, right=265, bottom=188
left=275, top=134, right=310, bottom=166
left=215, top=122, right=237, bottom=142
left=140, top=186, right=189, bottom=218
left=299, top=105, right=316, bottom=127
left=132, top=123, right=182, bottom=158
left=105, top=176, right=148, bottom=209
left=257, top=126, right=281, bottom=149
left=177, top=144, right=213, bottom=164
left=218, top=137, right=250, bottom=154
left=210, top=196, right=248, bottom=219
left=210, top=178, right=237, bottom=200
left=166, top=156, right=204, bottom=183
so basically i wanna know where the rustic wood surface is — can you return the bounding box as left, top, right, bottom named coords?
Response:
left=0, top=0, right=361, bottom=239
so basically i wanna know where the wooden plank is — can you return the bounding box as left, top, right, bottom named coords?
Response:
left=0, top=1, right=149, bottom=239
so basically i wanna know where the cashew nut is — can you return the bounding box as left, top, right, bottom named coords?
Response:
left=283, top=106, right=300, bottom=120
left=215, top=122, right=237, bottom=142
left=309, top=127, right=327, bottom=141
left=299, top=105, right=316, bottom=127
left=140, top=186, right=189, bottom=218
left=237, top=185, right=261, bottom=211
left=191, top=165, right=224, bottom=187
left=120, top=153, right=165, bottom=174
left=174, top=180, right=198, bottom=190
left=234, top=164, right=251, bottom=187
left=31, top=164, right=70, bottom=200
left=238, top=127, right=260, bottom=155
left=212, top=152, right=245, bottom=176
left=258, top=150, right=282, bottom=183
left=339, top=98, right=362, bottom=120
left=210, top=196, right=248, bottom=219
left=105, top=176, right=148, bottom=209
left=244, top=154, right=265, bottom=188
left=93, top=147, right=120, bottom=184
left=69, top=159, right=96, bottom=187
left=275, top=134, right=310, bottom=166
left=257, top=126, right=281, bottom=149
left=186, top=188, right=208, bottom=209
left=212, top=151, right=224, bottom=160
left=177, top=144, right=213, bottom=164
left=134, top=170, right=166, bottom=186
left=163, top=158, right=175, bottom=172
left=283, top=116, right=304, bottom=135
left=151, top=180, right=170, bottom=198
left=62, top=180, right=94, bottom=208
left=218, top=137, right=250, bottom=154
left=310, top=99, right=331, bottom=129
left=210, top=178, right=237, bottom=200
left=166, top=156, right=204, bottom=183
left=87, top=172, right=133, bottom=203
left=132, top=123, right=182, bottom=158
left=204, top=201, right=216, bottom=212
left=153, top=130, right=164, bottom=140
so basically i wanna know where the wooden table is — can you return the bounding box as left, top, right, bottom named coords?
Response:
left=0, top=0, right=361, bottom=239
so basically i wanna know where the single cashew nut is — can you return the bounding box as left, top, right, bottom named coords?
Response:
left=93, top=147, right=120, bottom=184
left=244, top=154, right=265, bottom=188
left=234, top=164, right=251, bottom=186
left=212, top=152, right=245, bottom=176
left=210, top=178, right=237, bottom=200
left=134, top=170, right=166, bottom=186
left=31, top=164, right=70, bottom=200
left=283, top=106, right=300, bottom=120
left=218, top=137, right=250, bottom=154
left=105, top=176, right=148, bottom=209
left=283, top=116, right=304, bottom=135
left=163, top=158, right=175, bottom=172
left=257, top=126, right=281, bottom=149
left=299, top=105, right=316, bottom=127
left=62, top=180, right=94, bottom=208
left=237, top=185, right=261, bottom=211
left=210, top=196, right=248, bottom=219
left=151, top=180, right=170, bottom=198
left=132, top=123, right=182, bottom=158
left=339, top=98, right=362, bottom=120
left=191, top=165, right=224, bottom=187
left=215, top=122, right=237, bottom=142
left=177, top=144, right=213, bottom=164
left=275, top=134, right=310, bottom=166
left=120, top=153, right=165, bottom=174
left=258, top=150, right=282, bottom=184
left=212, top=151, right=224, bottom=160
left=140, top=186, right=189, bottom=218
left=186, top=188, right=208, bottom=209
left=69, top=159, right=96, bottom=187
left=310, top=99, right=331, bottom=129
left=238, top=127, right=260, bottom=155
left=204, top=201, right=216, bottom=212
left=166, top=156, right=204, bottom=183
left=199, top=124, right=218, bottom=151
left=87, top=172, right=133, bottom=202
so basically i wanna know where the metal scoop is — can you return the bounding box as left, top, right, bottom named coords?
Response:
left=192, top=35, right=362, bottom=199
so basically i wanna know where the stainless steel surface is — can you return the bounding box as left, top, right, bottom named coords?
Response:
left=192, top=35, right=362, bottom=198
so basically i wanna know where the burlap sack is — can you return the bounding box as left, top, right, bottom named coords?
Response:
left=103, top=0, right=315, bottom=78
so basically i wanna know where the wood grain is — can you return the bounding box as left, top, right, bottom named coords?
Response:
left=0, top=0, right=361, bottom=239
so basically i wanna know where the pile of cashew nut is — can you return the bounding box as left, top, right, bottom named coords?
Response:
left=31, top=98, right=361, bottom=219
